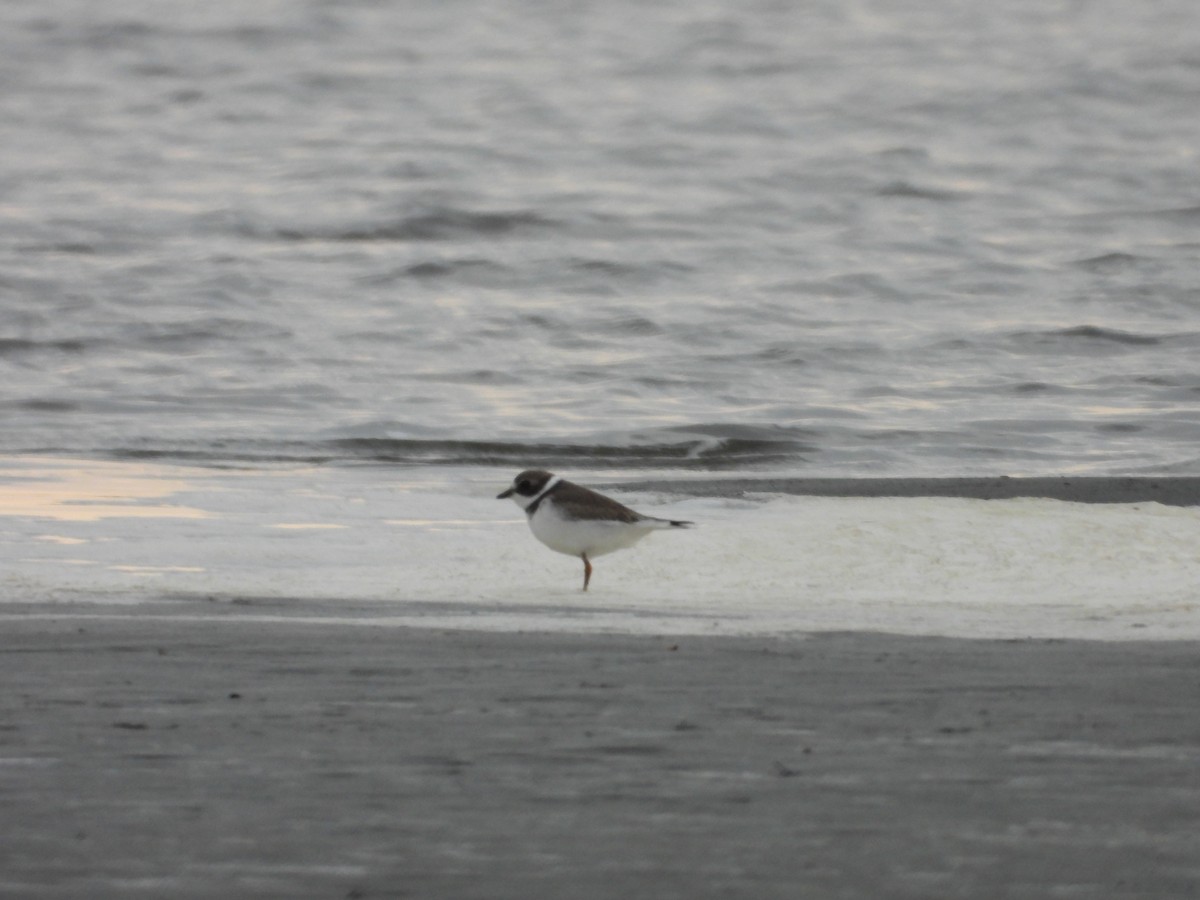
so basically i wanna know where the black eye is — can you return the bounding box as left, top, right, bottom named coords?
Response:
left=517, top=479, right=531, bottom=491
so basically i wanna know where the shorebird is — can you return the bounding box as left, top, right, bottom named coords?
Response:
left=498, top=469, right=693, bottom=590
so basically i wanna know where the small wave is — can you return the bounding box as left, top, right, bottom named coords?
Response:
left=748, top=344, right=810, bottom=366
left=1070, top=252, right=1146, bottom=272
left=565, top=258, right=693, bottom=281
left=0, top=320, right=287, bottom=361
left=401, top=259, right=507, bottom=279
left=97, top=425, right=817, bottom=470
left=17, top=399, right=79, bottom=412
left=1011, top=381, right=1057, bottom=394
left=603, top=315, right=664, bottom=337
left=323, top=431, right=813, bottom=469
left=355, top=258, right=513, bottom=288
left=1010, top=325, right=1164, bottom=349
left=0, top=338, right=90, bottom=356
left=1075, top=205, right=1200, bottom=223
left=270, top=209, right=556, bottom=243
left=875, top=181, right=961, bottom=201
left=408, top=369, right=524, bottom=386
left=1151, top=205, right=1200, bottom=221
left=139, top=324, right=286, bottom=349
left=62, top=20, right=160, bottom=48
left=15, top=242, right=98, bottom=255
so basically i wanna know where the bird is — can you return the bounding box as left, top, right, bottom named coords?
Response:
left=498, top=469, right=693, bottom=591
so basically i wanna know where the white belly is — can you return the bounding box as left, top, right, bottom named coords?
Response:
left=528, top=503, right=654, bottom=557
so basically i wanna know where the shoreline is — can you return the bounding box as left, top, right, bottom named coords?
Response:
left=612, top=475, right=1200, bottom=507
left=3, top=609, right=1199, bottom=898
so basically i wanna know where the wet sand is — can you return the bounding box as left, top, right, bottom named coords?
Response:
left=615, top=475, right=1200, bottom=507
left=3, top=605, right=1199, bottom=898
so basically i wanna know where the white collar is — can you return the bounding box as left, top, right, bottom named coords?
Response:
left=528, top=475, right=562, bottom=506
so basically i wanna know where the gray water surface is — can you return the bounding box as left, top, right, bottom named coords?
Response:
left=3, top=0, right=1199, bottom=474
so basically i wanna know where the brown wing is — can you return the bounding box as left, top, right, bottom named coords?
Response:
left=551, top=480, right=645, bottom=523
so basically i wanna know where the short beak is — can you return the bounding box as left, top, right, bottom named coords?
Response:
left=497, top=487, right=514, bottom=499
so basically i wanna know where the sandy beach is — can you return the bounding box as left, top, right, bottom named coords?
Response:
left=3, top=603, right=1198, bottom=899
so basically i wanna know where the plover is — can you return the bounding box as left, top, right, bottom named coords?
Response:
left=498, top=469, right=693, bottom=591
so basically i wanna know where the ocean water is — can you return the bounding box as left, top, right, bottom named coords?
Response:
left=3, top=2, right=1200, bottom=637
left=3, top=0, right=1200, bottom=475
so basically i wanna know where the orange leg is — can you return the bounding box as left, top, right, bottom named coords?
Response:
left=581, top=552, right=592, bottom=591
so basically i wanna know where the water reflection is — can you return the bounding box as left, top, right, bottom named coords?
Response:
left=0, top=457, right=211, bottom=522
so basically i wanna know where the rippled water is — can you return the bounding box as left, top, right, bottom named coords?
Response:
left=4, top=0, right=1200, bottom=475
